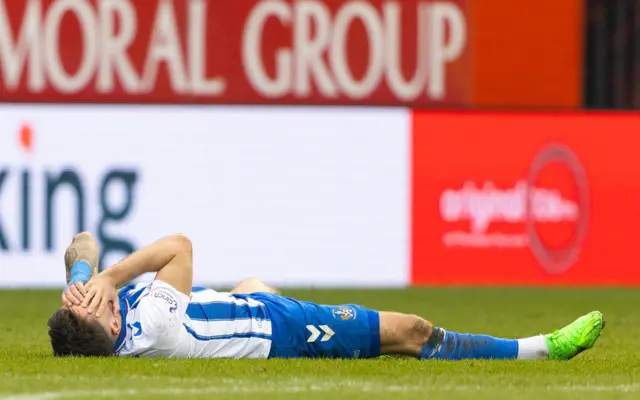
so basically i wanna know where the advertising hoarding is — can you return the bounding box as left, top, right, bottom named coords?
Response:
left=5, top=107, right=637, bottom=288
left=1, top=0, right=582, bottom=108
left=0, top=105, right=410, bottom=287
left=0, top=0, right=470, bottom=106
left=412, top=111, right=640, bottom=285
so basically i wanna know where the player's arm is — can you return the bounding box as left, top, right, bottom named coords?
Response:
left=61, top=232, right=100, bottom=307
left=82, top=234, right=193, bottom=316
left=102, top=234, right=193, bottom=295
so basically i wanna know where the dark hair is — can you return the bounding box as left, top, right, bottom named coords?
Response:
left=47, top=308, right=115, bottom=357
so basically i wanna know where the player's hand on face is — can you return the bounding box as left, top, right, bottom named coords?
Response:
left=62, top=282, right=87, bottom=307
left=82, top=274, right=120, bottom=318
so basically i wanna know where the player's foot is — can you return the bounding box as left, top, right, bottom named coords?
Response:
left=545, top=311, right=605, bottom=360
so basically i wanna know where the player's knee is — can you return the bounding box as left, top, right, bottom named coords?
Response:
left=238, top=278, right=262, bottom=287
left=232, top=278, right=277, bottom=294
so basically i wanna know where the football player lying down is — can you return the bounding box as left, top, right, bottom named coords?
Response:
left=48, top=232, right=605, bottom=360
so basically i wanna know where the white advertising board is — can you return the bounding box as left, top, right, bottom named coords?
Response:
left=0, top=105, right=409, bottom=287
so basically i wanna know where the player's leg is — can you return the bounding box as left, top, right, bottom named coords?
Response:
left=378, top=311, right=605, bottom=360
left=231, top=278, right=278, bottom=295
left=379, top=312, right=520, bottom=359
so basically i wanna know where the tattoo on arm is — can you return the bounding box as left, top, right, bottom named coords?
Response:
left=64, top=248, right=79, bottom=269
left=63, top=233, right=99, bottom=282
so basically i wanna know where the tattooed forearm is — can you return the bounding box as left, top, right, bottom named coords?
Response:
left=64, top=247, right=79, bottom=269
left=63, top=232, right=100, bottom=282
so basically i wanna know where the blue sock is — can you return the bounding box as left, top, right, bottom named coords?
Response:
left=419, top=327, right=518, bottom=360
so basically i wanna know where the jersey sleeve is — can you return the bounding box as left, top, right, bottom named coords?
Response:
left=133, top=280, right=190, bottom=350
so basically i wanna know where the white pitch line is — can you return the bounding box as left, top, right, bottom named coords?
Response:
left=0, top=382, right=420, bottom=400
left=1, top=382, right=638, bottom=400
left=554, top=384, right=640, bottom=392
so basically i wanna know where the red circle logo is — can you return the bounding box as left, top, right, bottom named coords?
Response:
left=526, top=144, right=589, bottom=274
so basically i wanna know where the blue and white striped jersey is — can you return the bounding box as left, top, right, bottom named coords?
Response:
left=113, top=281, right=272, bottom=358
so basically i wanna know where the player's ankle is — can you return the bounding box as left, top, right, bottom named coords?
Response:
left=418, top=326, right=445, bottom=359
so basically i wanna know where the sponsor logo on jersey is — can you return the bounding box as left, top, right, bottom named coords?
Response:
left=332, top=306, right=356, bottom=321
left=152, top=290, right=178, bottom=311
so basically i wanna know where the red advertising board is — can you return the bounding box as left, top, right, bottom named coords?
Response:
left=0, top=0, right=470, bottom=105
left=412, top=112, right=640, bottom=286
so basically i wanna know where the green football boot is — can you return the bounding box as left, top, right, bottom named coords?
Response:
left=545, top=311, right=605, bottom=360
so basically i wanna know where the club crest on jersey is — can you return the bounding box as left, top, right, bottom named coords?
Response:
left=332, top=306, right=356, bottom=321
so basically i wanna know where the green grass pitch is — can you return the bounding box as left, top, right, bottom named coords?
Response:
left=1, top=287, right=639, bottom=400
